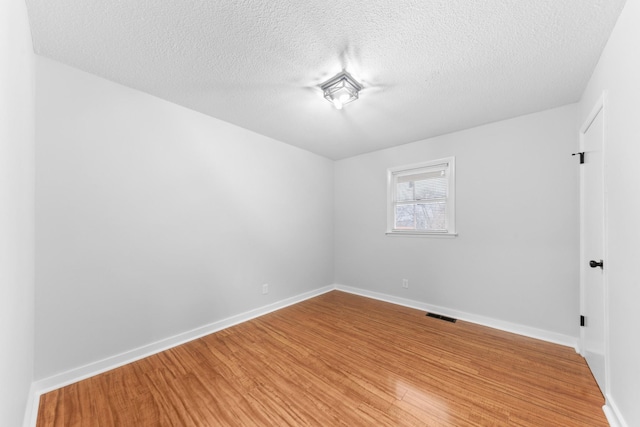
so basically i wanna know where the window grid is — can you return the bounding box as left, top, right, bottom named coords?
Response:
left=387, top=158, right=456, bottom=236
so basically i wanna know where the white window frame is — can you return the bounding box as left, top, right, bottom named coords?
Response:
left=386, top=157, right=457, bottom=237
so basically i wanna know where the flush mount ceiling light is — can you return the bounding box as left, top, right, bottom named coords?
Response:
left=320, top=71, right=362, bottom=110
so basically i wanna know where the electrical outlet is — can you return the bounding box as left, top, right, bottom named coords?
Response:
left=262, top=283, right=269, bottom=294
left=402, top=279, right=409, bottom=289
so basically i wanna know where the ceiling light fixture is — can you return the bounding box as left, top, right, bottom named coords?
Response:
left=320, top=71, right=362, bottom=110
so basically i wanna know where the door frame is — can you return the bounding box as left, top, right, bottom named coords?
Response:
left=578, top=91, right=609, bottom=396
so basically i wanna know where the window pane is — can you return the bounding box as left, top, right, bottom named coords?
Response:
left=415, top=177, right=447, bottom=200
left=396, top=181, right=413, bottom=202
left=416, top=202, right=446, bottom=230
left=395, top=204, right=415, bottom=229
left=387, top=157, right=455, bottom=235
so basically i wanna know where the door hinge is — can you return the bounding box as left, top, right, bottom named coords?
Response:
left=572, top=152, right=585, bottom=164
left=580, top=315, right=586, bottom=327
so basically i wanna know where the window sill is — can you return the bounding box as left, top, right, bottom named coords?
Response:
left=385, top=231, right=458, bottom=238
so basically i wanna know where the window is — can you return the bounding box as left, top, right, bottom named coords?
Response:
left=387, top=157, right=456, bottom=236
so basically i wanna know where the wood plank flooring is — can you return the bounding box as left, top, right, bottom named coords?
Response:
left=37, top=291, right=607, bottom=426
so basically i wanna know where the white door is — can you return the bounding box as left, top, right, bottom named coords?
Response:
left=580, top=103, right=606, bottom=395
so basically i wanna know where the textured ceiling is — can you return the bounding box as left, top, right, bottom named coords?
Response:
left=26, top=0, right=626, bottom=160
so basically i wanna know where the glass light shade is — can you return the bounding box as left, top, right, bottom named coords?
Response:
left=320, top=71, right=362, bottom=109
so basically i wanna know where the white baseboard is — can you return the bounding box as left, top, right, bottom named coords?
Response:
left=335, top=284, right=579, bottom=349
left=26, top=285, right=334, bottom=427
left=22, top=383, right=38, bottom=427
left=604, top=395, right=628, bottom=427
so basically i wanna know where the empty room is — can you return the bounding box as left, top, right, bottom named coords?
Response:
left=2, top=0, right=639, bottom=426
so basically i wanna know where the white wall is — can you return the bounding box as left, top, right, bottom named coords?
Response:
left=34, top=58, right=334, bottom=380
left=335, top=104, right=579, bottom=338
left=579, top=0, right=640, bottom=425
left=0, top=0, right=36, bottom=426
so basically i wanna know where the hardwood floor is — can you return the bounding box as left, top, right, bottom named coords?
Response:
left=37, top=291, right=607, bottom=426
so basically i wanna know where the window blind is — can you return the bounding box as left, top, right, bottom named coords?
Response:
left=391, top=163, right=451, bottom=232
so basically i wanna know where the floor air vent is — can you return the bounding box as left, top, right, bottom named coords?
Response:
left=426, top=312, right=457, bottom=323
